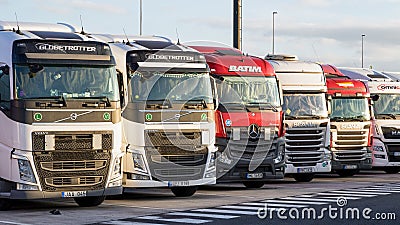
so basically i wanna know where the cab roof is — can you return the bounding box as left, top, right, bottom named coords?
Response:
left=190, top=46, right=275, bottom=76
left=326, top=78, right=368, bottom=96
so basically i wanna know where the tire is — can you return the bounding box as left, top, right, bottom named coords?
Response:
left=243, top=181, right=265, bottom=189
left=293, top=173, right=315, bottom=182
left=336, top=169, right=359, bottom=177
left=74, top=196, right=106, bottom=207
left=0, top=199, right=11, bottom=211
left=384, top=167, right=400, bottom=174
left=171, top=186, right=198, bottom=197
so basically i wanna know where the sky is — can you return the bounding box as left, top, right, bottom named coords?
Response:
left=2, top=0, right=400, bottom=71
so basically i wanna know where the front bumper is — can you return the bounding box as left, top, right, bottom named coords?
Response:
left=5, top=186, right=122, bottom=200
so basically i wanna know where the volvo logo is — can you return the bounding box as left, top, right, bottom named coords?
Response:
left=248, top=124, right=260, bottom=139
left=70, top=113, right=78, bottom=120
left=174, top=114, right=181, bottom=120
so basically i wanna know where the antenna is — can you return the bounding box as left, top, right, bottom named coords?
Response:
left=176, top=28, right=181, bottom=45
left=14, top=12, right=22, bottom=35
left=80, top=15, right=86, bottom=34
left=123, top=28, right=131, bottom=45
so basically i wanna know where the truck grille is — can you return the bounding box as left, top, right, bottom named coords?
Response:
left=45, top=176, right=103, bottom=187
left=144, top=130, right=207, bottom=181
left=386, top=144, right=400, bottom=162
left=32, top=131, right=112, bottom=192
left=225, top=126, right=279, bottom=161
left=331, top=124, right=369, bottom=162
left=285, top=127, right=326, bottom=166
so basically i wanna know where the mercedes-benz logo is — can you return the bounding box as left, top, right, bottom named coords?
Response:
left=70, top=113, right=78, bottom=120
left=248, top=124, right=260, bottom=139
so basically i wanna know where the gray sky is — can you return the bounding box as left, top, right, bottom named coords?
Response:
left=2, top=0, right=400, bottom=71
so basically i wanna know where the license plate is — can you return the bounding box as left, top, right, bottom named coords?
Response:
left=168, top=181, right=190, bottom=187
left=394, top=152, right=400, bottom=156
left=343, top=165, right=358, bottom=169
left=62, top=191, right=87, bottom=198
left=297, top=167, right=313, bottom=173
left=246, top=173, right=263, bottom=179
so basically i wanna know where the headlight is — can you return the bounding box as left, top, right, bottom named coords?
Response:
left=218, top=152, right=232, bottom=165
left=18, top=159, right=36, bottom=183
left=132, top=153, right=147, bottom=172
left=373, top=145, right=385, bottom=152
left=207, top=153, right=216, bottom=170
left=113, top=157, right=122, bottom=175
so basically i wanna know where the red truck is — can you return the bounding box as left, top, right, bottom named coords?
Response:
left=191, top=46, right=285, bottom=188
left=323, top=64, right=373, bottom=176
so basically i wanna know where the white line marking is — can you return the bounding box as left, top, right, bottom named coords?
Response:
left=339, top=190, right=391, bottom=195
left=327, top=191, right=379, bottom=197
left=0, top=221, right=32, bottom=225
left=357, top=188, right=400, bottom=193
left=138, top=216, right=210, bottom=224
left=282, top=197, right=338, bottom=202
left=241, top=202, right=309, bottom=208
left=167, top=212, right=239, bottom=219
left=192, top=208, right=258, bottom=215
left=262, top=199, right=327, bottom=205
left=316, top=192, right=373, bottom=197
left=219, top=205, right=264, bottom=211
left=101, top=221, right=166, bottom=225
left=314, top=196, right=361, bottom=200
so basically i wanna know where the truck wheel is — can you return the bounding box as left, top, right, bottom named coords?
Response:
left=336, top=169, right=359, bottom=177
left=384, top=167, right=400, bottom=174
left=171, top=186, right=198, bottom=197
left=74, top=196, right=106, bottom=207
left=243, top=181, right=265, bottom=188
left=293, top=173, right=315, bottom=182
left=0, top=199, right=11, bottom=211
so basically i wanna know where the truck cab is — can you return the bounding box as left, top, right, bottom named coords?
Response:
left=0, top=22, right=123, bottom=210
left=340, top=67, right=400, bottom=174
left=191, top=46, right=285, bottom=188
left=323, top=65, right=373, bottom=177
left=266, top=54, right=331, bottom=182
left=92, top=35, right=217, bottom=197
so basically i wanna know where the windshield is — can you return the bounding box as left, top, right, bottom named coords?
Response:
left=217, top=76, right=280, bottom=106
left=331, top=98, right=370, bottom=121
left=129, top=71, right=213, bottom=103
left=374, top=94, right=400, bottom=117
left=14, top=64, right=119, bottom=101
left=283, top=93, right=327, bottom=118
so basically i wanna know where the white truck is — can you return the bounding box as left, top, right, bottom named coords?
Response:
left=265, top=55, right=331, bottom=182
left=340, top=68, right=400, bottom=173
left=92, top=34, right=217, bottom=196
left=0, top=22, right=124, bottom=210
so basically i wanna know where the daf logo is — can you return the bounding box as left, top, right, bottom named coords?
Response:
left=70, top=113, right=78, bottom=121
left=248, top=124, right=260, bottom=139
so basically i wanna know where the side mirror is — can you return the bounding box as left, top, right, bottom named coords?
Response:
left=0, top=64, right=10, bottom=78
left=116, top=69, right=126, bottom=108
left=210, top=76, right=219, bottom=110
left=371, top=94, right=379, bottom=101
left=326, top=94, right=332, bottom=115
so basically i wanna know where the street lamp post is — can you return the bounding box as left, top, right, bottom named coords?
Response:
left=139, top=0, right=143, bottom=35
left=361, top=34, right=365, bottom=68
left=272, top=11, right=277, bottom=54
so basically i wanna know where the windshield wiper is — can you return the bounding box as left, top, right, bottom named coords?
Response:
left=220, top=102, right=250, bottom=112
left=146, top=99, right=172, bottom=109
left=246, top=102, right=278, bottom=112
left=23, top=96, right=67, bottom=107
left=77, top=96, right=111, bottom=107
left=376, top=113, right=397, bottom=119
left=184, top=98, right=207, bottom=109
left=347, top=115, right=367, bottom=122
left=330, top=116, right=345, bottom=122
